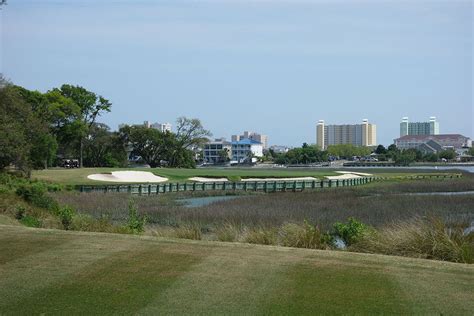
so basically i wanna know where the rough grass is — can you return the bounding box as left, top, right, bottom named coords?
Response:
left=0, top=225, right=473, bottom=315
left=353, top=217, right=474, bottom=263
left=52, top=177, right=474, bottom=230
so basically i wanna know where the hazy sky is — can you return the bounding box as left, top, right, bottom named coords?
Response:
left=2, top=0, right=472, bottom=146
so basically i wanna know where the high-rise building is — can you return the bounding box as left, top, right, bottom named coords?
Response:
left=151, top=122, right=172, bottom=133
left=400, top=117, right=439, bottom=137
left=232, top=131, right=268, bottom=149
left=316, top=119, right=377, bottom=149
left=119, top=121, right=172, bottom=132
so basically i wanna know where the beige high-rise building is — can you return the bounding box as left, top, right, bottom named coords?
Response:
left=316, top=119, right=377, bottom=149
left=316, top=120, right=325, bottom=150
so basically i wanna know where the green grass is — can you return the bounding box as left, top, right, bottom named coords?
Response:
left=32, top=167, right=340, bottom=185
left=31, top=167, right=459, bottom=185
left=1, top=225, right=473, bottom=315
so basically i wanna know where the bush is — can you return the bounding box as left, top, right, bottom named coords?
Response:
left=215, top=223, right=242, bottom=242
left=333, top=217, right=372, bottom=246
left=16, top=182, right=59, bottom=211
left=353, top=217, right=474, bottom=263
left=57, top=206, right=75, bottom=230
left=279, top=221, right=332, bottom=249
left=174, top=224, right=202, bottom=240
left=245, top=227, right=277, bottom=245
left=15, top=205, right=26, bottom=220
left=127, top=200, right=146, bottom=234
left=71, top=213, right=128, bottom=233
left=20, top=215, right=42, bottom=228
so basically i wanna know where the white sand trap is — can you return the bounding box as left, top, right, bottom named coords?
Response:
left=336, top=171, right=373, bottom=176
left=326, top=174, right=362, bottom=180
left=189, top=177, right=229, bottom=182
left=87, top=171, right=168, bottom=183
left=241, top=177, right=318, bottom=182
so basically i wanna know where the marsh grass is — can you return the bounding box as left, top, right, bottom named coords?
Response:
left=48, top=176, right=474, bottom=263
left=51, top=176, right=474, bottom=230
left=279, top=222, right=332, bottom=250
left=244, top=226, right=278, bottom=245
left=215, top=222, right=243, bottom=242
left=353, top=217, right=474, bottom=263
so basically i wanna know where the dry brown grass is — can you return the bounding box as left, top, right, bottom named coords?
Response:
left=352, top=217, right=474, bottom=263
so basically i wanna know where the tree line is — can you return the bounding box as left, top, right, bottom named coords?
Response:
left=0, top=76, right=210, bottom=173
left=267, top=143, right=460, bottom=166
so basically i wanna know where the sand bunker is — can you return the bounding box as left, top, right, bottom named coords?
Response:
left=241, top=177, right=318, bottom=182
left=325, top=171, right=372, bottom=180
left=325, top=174, right=362, bottom=180
left=336, top=171, right=373, bottom=176
left=189, top=177, right=229, bottom=182
left=87, top=171, right=168, bottom=183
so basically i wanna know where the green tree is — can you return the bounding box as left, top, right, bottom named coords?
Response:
left=83, top=123, right=127, bottom=167
left=122, top=126, right=174, bottom=168
left=0, top=77, right=56, bottom=172
left=0, top=81, right=31, bottom=171
left=439, top=150, right=456, bottom=161
left=218, top=148, right=230, bottom=163
left=423, top=152, right=439, bottom=162
left=374, top=144, right=387, bottom=155
left=175, top=117, right=212, bottom=149
left=395, top=150, right=416, bottom=166
left=56, top=85, right=111, bottom=167
left=327, top=144, right=371, bottom=159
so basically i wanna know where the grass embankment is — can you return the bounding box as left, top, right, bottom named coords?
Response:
left=0, top=225, right=473, bottom=315
left=32, top=167, right=340, bottom=185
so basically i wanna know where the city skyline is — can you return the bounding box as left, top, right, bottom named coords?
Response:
left=2, top=0, right=472, bottom=146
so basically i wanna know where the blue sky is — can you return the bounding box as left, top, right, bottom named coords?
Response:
left=2, top=0, right=472, bottom=146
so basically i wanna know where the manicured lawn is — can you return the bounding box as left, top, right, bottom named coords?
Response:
left=32, top=167, right=340, bottom=185
left=31, top=167, right=457, bottom=185
left=1, top=225, right=473, bottom=315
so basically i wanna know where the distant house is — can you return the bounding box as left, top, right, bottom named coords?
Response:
left=231, top=138, right=264, bottom=163
left=393, top=134, right=472, bottom=154
left=203, top=139, right=231, bottom=164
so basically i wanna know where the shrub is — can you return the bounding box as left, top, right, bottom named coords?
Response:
left=245, top=227, right=277, bottom=245
left=15, top=205, right=26, bottom=220
left=20, top=215, right=42, bottom=228
left=353, top=217, right=474, bottom=263
left=333, top=217, right=372, bottom=246
left=57, top=206, right=75, bottom=230
left=16, top=182, right=59, bottom=211
left=215, top=223, right=242, bottom=242
left=279, top=221, right=332, bottom=249
left=174, top=224, right=202, bottom=240
left=127, top=200, right=146, bottom=234
left=70, top=213, right=127, bottom=233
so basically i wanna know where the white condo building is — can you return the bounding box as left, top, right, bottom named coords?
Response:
left=231, top=139, right=263, bottom=163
